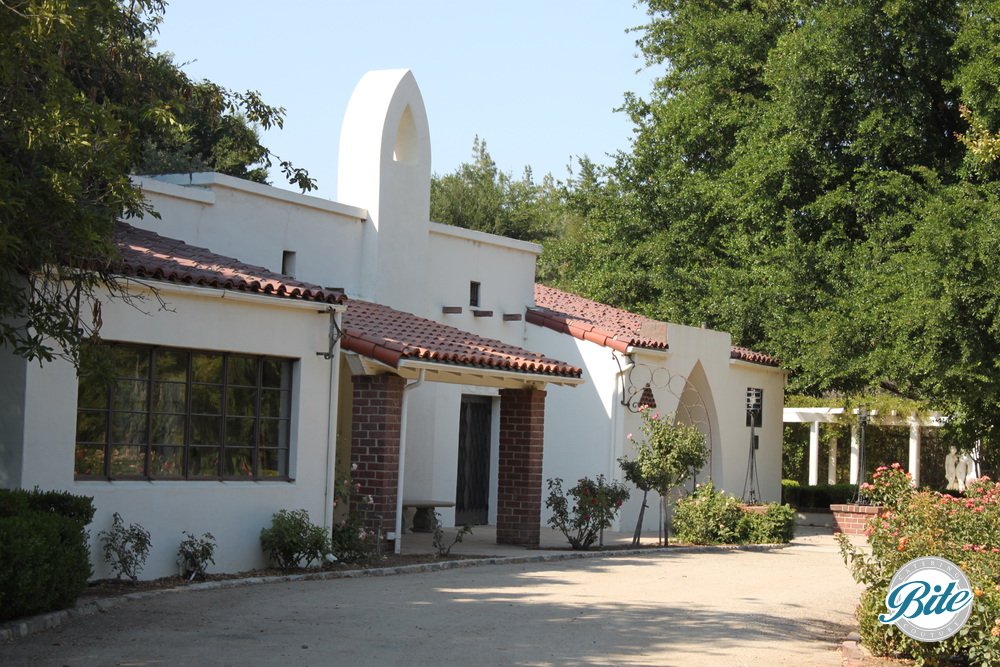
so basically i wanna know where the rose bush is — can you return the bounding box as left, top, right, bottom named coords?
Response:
left=859, top=462, right=913, bottom=509
left=839, top=472, right=1000, bottom=665
left=545, top=475, right=630, bottom=550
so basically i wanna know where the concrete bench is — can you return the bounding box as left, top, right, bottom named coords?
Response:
left=402, top=500, right=456, bottom=533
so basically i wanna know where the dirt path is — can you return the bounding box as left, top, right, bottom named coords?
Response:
left=0, top=533, right=867, bottom=666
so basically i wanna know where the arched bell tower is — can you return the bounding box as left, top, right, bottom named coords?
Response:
left=338, top=69, right=431, bottom=311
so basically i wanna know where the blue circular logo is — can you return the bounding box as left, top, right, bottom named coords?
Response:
left=879, top=556, right=974, bottom=642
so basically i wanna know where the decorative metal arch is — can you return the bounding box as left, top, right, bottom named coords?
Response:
left=615, top=354, right=715, bottom=483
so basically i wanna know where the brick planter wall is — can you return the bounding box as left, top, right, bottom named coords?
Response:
left=496, top=388, right=546, bottom=546
left=830, top=503, right=884, bottom=535
left=350, top=374, right=405, bottom=547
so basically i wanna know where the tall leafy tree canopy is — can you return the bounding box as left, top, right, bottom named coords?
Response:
left=0, top=0, right=312, bottom=363
left=430, top=137, right=579, bottom=243
left=544, top=0, right=1000, bottom=440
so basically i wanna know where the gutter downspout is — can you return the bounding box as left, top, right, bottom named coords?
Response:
left=394, top=369, right=425, bottom=554
left=610, top=352, right=634, bottom=532
left=323, top=308, right=344, bottom=535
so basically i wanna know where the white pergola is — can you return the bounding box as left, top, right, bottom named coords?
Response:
left=783, top=407, right=946, bottom=487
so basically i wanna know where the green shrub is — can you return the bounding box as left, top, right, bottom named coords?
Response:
left=329, top=466, right=377, bottom=564
left=0, top=489, right=30, bottom=517
left=0, top=491, right=94, bottom=622
left=545, top=476, right=631, bottom=550
left=260, top=509, right=330, bottom=570
left=839, top=478, right=1000, bottom=664
left=0, top=487, right=96, bottom=524
left=99, top=512, right=152, bottom=582
left=329, top=516, right=374, bottom=564
left=781, top=481, right=856, bottom=509
left=741, top=504, right=796, bottom=543
left=430, top=511, right=474, bottom=557
left=672, top=482, right=745, bottom=544
left=177, top=532, right=216, bottom=580
left=674, top=483, right=795, bottom=544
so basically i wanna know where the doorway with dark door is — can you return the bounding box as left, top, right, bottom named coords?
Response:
left=456, top=395, right=492, bottom=525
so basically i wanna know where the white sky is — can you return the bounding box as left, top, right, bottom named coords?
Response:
left=154, top=0, right=653, bottom=199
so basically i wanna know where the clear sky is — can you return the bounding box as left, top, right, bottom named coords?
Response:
left=153, top=1, right=653, bottom=200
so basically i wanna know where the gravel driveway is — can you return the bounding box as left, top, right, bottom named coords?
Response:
left=0, top=533, right=862, bottom=666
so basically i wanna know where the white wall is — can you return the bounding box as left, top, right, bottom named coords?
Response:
left=0, top=348, right=27, bottom=489
left=12, top=285, right=335, bottom=579
left=402, top=382, right=461, bottom=528
left=525, top=319, right=787, bottom=535
left=425, top=223, right=540, bottom=338
left=722, top=360, right=786, bottom=503
left=135, top=175, right=368, bottom=299
left=523, top=325, right=624, bottom=527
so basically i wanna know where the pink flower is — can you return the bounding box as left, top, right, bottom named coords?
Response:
left=627, top=433, right=633, bottom=440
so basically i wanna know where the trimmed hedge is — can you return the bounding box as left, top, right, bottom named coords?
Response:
left=673, top=483, right=796, bottom=545
left=0, top=489, right=95, bottom=622
left=781, top=480, right=856, bottom=509
left=743, top=504, right=796, bottom=543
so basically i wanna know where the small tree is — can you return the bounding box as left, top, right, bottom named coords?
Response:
left=618, top=456, right=655, bottom=546
left=632, top=409, right=709, bottom=544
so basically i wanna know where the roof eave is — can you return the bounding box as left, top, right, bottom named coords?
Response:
left=729, top=357, right=785, bottom=373
left=120, top=276, right=347, bottom=312
left=397, top=359, right=584, bottom=389
left=343, top=353, right=584, bottom=389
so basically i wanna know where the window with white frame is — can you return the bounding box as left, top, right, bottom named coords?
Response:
left=74, top=344, right=292, bottom=481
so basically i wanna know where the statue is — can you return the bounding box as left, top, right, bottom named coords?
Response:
left=945, top=446, right=960, bottom=491
left=960, top=452, right=978, bottom=491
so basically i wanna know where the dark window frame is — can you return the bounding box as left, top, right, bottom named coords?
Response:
left=469, top=281, right=481, bottom=307
left=74, top=343, right=293, bottom=482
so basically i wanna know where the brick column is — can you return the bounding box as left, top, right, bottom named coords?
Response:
left=496, top=387, right=546, bottom=546
left=350, top=374, right=404, bottom=546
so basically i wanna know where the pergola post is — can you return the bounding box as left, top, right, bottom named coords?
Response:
left=828, top=437, right=838, bottom=484
left=850, top=424, right=860, bottom=484
left=908, top=418, right=921, bottom=487
left=808, top=421, right=820, bottom=486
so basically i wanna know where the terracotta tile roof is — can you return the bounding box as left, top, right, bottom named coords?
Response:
left=528, top=284, right=668, bottom=353
left=530, top=284, right=780, bottom=367
left=114, top=223, right=346, bottom=305
left=341, top=299, right=582, bottom=378
left=113, top=224, right=578, bottom=379
left=730, top=346, right=780, bottom=367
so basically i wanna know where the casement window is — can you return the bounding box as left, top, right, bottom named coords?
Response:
left=469, top=281, right=481, bottom=307
left=75, top=344, right=292, bottom=481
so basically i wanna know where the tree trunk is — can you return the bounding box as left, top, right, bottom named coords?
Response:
left=631, top=489, right=648, bottom=547
left=662, top=495, right=669, bottom=546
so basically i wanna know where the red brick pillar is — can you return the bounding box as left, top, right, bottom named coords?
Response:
left=497, top=387, right=546, bottom=546
left=350, top=374, right=404, bottom=546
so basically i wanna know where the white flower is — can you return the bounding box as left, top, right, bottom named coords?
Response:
left=351, top=462, right=358, bottom=472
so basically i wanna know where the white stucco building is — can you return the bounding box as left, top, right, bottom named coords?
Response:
left=0, top=69, right=784, bottom=578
